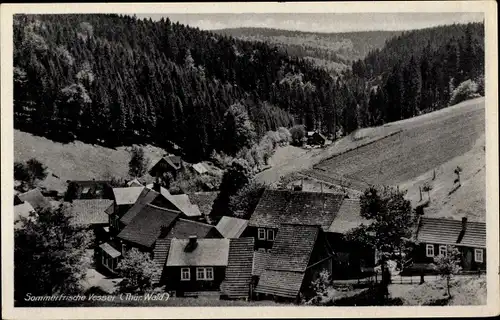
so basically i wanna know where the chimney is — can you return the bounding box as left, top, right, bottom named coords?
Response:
left=185, top=235, right=198, bottom=252
left=189, top=235, right=197, bottom=244
left=462, top=217, right=468, bottom=231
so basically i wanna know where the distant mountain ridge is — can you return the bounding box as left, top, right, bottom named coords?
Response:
left=213, top=27, right=402, bottom=72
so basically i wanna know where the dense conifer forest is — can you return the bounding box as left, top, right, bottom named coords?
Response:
left=13, top=14, right=484, bottom=162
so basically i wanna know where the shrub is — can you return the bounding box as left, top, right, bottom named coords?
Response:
left=116, top=248, right=160, bottom=293
left=14, top=158, right=48, bottom=190
left=449, top=79, right=480, bottom=106
left=128, top=146, right=150, bottom=178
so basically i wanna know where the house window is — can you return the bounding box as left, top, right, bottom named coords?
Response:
left=197, top=267, right=205, bottom=280
left=426, top=244, right=435, bottom=257
left=196, top=267, right=214, bottom=280
left=267, top=229, right=275, bottom=241
left=205, top=267, right=214, bottom=280
left=181, top=268, right=190, bottom=281
left=258, top=228, right=266, bottom=240
left=474, top=249, right=484, bottom=263
left=439, top=245, right=447, bottom=256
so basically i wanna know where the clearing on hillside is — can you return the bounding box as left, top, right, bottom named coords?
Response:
left=313, top=98, right=484, bottom=188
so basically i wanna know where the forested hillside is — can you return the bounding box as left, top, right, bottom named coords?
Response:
left=14, top=14, right=484, bottom=163
left=214, top=28, right=402, bottom=72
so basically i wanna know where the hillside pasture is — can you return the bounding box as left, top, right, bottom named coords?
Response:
left=14, top=130, right=168, bottom=193
left=314, top=98, right=484, bottom=187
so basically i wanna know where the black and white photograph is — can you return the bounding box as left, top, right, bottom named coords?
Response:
left=1, top=2, right=498, bottom=319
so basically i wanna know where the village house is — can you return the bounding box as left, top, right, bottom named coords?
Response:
left=191, top=162, right=209, bottom=175
left=153, top=218, right=222, bottom=284
left=216, top=216, right=249, bottom=239
left=307, top=131, right=327, bottom=146
left=253, top=223, right=334, bottom=303
left=145, top=184, right=203, bottom=220
left=64, top=180, right=114, bottom=202
left=407, top=216, right=486, bottom=274
left=163, top=237, right=255, bottom=298
left=149, top=155, right=183, bottom=180
left=70, top=199, right=114, bottom=242
left=244, top=189, right=375, bottom=279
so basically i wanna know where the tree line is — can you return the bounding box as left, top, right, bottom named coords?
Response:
left=13, top=14, right=484, bottom=162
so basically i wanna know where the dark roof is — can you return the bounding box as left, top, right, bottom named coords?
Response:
left=17, top=188, right=51, bottom=211
left=252, top=251, right=271, bottom=276
left=120, top=188, right=164, bottom=225
left=255, top=270, right=306, bottom=299
left=327, top=199, right=369, bottom=233
left=221, top=238, right=255, bottom=298
left=416, top=217, right=486, bottom=248
left=150, top=156, right=182, bottom=174
left=267, top=224, right=320, bottom=272
left=117, top=204, right=179, bottom=248
left=152, top=219, right=220, bottom=283
left=187, top=192, right=218, bottom=216
left=166, top=238, right=230, bottom=266
left=216, top=216, right=249, bottom=238
left=70, top=199, right=114, bottom=225
left=254, top=224, right=322, bottom=299
left=248, top=190, right=344, bottom=229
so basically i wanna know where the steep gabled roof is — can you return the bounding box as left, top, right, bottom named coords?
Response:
left=216, top=216, right=249, bottom=238
left=112, top=187, right=145, bottom=206
left=221, top=238, right=255, bottom=298
left=120, top=188, right=166, bottom=225
left=126, top=178, right=143, bottom=187
left=248, top=190, right=344, bottom=229
left=192, top=163, right=209, bottom=175
left=117, top=204, right=179, bottom=248
left=144, top=185, right=201, bottom=217
left=416, top=217, right=486, bottom=248
left=166, top=238, right=230, bottom=267
left=70, top=199, right=114, bottom=225
left=17, top=188, right=51, bottom=211
left=327, top=199, right=368, bottom=233
left=254, top=224, right=323, bottom=299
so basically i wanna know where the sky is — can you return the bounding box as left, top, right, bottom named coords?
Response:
left=136, top=12, right=484, bottom=33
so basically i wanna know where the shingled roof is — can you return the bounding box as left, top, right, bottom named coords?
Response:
left=145, top=185, right=202, bottom=217
left=14, top=202, right=36, bottom=229
left=152, top=219, right=220, bottom=283
left=221, top=238, right=255, bottom=299
left=117, top=204, right=179, bottom=248
left=216, top=216, right=249, bottom=238
left=252, top=251, right=271, bottom=277
left=249, top=190, right=344, bottom=229
left=70, top=199, right=114, bottom=225
left=416, top=217, right=486, bottom=248
left=16, top=188, right=51, bottom=211
left=254, top=224, right=324, bottom=299
left=327, top=199, right=368, bottom=233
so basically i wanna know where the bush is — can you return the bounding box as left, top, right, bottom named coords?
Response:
left=116, top=248, right=160, bottom=293
left=449, top=79, right=480, bottom=106
left=228, top=180, right=267, bottom=219
left=14, top=158, right=48, bottom=190
left=128, top=146, right=150, bottom=178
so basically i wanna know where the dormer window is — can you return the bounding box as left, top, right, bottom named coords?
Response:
left=258, top=228, right=266, bottom=240
left=267, top=229, right=275, bottom=241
